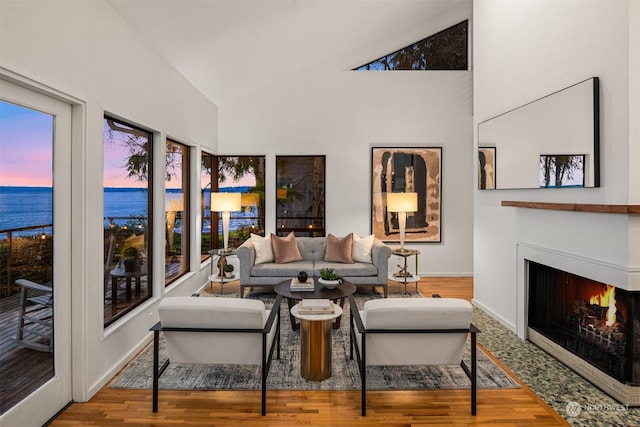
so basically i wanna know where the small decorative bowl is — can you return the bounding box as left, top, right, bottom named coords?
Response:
left=318, top=278, right=341, bottom=289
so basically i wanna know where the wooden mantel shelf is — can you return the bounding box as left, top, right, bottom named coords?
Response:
left=502, top=201, right=640, bottom=214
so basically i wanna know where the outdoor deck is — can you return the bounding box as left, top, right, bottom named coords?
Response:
left=0, top=290, right=53, bottom=414
left=0, top=279, right=150, bottom=415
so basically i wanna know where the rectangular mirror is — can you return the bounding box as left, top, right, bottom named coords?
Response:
left=478, top=77, right=599, bottom=189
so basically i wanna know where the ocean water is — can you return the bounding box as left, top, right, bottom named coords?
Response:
left=0, top=186, right=255, bottom=235
left=0, top=187, right=53, bottom=233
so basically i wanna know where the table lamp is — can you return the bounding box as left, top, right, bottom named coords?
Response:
left=211, top=192, right=242, bottom=252
left=166, top=195, right=184, bottom=253
left=386, top=192, right=418, bottom=251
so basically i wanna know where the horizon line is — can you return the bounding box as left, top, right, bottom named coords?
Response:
left=0, top=185, right=252, bottom=190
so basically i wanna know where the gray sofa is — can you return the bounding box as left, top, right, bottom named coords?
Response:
left=237, top=236, right=392, bottom=297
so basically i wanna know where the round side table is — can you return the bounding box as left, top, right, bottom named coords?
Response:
left=290, top=303, right=342, bottom=381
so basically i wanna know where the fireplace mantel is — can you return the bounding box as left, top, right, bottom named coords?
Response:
left=502, top=201, right=640, bottom=214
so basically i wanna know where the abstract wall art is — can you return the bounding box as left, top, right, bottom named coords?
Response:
left=371, top=147, right=442, bottom=243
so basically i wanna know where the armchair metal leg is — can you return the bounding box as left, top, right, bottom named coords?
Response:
left=471, top=331, right=477, bottom=416
left=152, top=330, right=160, bottom=413
left=276, top=310, right=281, bottom=360
left=152, top=328, right=170, bottom=413
left=261, top=363, right=267, bottom=416
left=361, top=339, right=367, bottom=416
left=361, top=364, right=367, bottom=416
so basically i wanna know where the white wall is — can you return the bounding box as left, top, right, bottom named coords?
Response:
left=219, top=5, right=474, bottom=276
left=473, top=0, right=639, bottom=329
left=1, top=0, right=218, bottom=405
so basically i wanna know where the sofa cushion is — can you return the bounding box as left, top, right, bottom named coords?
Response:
left=324, top=233, right=354, bottom=263
left=296, top=237, right=326, bottom=261
left=352, top=233, right=375, bottom=263
left=362, top=298, right=473, bottom=329
left=159, top=296, right=267, bottom=329
left=158, top=297, right=276, bottom=365
left=251, top=260, right=314, bottom=277
left=314, top=261, right=378, bottom=277
left=271, top=232, right=303, bottom=264
left=357, top=298, right=472, bottom=366
left=251, top=233, right=274, bottom=264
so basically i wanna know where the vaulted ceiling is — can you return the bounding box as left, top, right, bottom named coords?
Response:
left=106, top=0, right=467, bottom=106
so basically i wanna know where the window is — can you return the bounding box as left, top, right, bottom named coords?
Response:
left=165, top=139, right=190, bottom=285
left=275, top=155, right=325, bottom=237
left=353, top=20, right=468, bottom=71
left=211, top=156, right=266, bottom=250
left=200, top=151, right=212, bottom=261
left=103, top=116, right=152, bottom=326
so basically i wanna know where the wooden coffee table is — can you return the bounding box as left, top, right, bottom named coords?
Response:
left=274, top=278, right=356, bottom=330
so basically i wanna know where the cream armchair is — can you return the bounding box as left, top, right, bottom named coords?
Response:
left=348, top=295, right=479, bottom=416
left=151, top=294, right=282, bottom=415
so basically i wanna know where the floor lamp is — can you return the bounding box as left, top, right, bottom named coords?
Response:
left=386, top=192, right=418, bottom=252
left=211, top=192, right=242, bottom=253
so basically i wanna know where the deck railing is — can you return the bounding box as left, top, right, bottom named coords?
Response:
left=0, top=217, right=145, bottom=298
left=0, top=223, right=53, bottom=297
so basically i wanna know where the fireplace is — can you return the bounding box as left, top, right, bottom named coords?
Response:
left=527, top=261, right=640, bottom=403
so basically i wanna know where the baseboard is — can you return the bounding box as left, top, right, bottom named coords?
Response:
left=471, top=298, right=516, bottom=333
left=88, top=333, right=152, bottom=399
left=416, top=272, right=474, bottom=277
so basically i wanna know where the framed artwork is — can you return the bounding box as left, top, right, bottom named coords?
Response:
left=371, top=147, right=442, bottom=243
left=275, top=155, right=326, bottom=237
left=478, top=147, right=496, bottom=190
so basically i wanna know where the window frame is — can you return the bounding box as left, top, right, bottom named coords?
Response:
left=103, top=114, right=153, bottom=328
left=275, top=155, right=326, bottom=237
left=211, top=155, right=266, bottom=250
left=164, top=138, right=190, bottom=286
left=200, top=151, right=213, bottom=262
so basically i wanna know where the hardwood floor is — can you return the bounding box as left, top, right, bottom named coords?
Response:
left=49, top=277, right=570, bottom=426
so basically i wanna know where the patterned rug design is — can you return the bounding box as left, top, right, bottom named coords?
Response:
left=111, top=290, right=519, bottom=392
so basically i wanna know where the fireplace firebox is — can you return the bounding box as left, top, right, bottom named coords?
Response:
left=528, top=262, right=639, bottom=387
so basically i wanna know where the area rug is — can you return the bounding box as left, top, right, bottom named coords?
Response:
left=110, top=290, right=519, bottom=391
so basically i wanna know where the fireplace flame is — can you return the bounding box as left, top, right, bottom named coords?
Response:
left=590, top=285, right=617, bottom=327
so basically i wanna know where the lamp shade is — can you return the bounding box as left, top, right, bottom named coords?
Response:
left=277, top=188, right=288, bottom=199
left=211, top=192, right=241, bottom=212
left=166, top=194, right=184, bottom=212
left=386, top=192, right=418, bottom=213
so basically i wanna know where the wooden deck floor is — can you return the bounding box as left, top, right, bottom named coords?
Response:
left=48, top=277, right=570, bottom=426
left=0, top=280, right=149, bottom=414
left=1, top=260, right=184, bottom=415
left=0, top=289, right=54, bottom=414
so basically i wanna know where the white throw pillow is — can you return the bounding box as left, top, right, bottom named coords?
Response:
left=352, top=233, right=375, bottom=263
left=251, top=233, right=274, bottom=264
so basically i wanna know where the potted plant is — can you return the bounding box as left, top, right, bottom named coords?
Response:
left=122, top=246, right=140, bottom=272
left=319, top=267, right=342, bottom=289
left=224, top=263, right=235, bottom=278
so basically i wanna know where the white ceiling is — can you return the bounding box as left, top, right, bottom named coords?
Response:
left=106, top=0, right=466, bottom=106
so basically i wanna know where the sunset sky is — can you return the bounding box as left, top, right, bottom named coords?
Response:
left=0, top=100, right=53, bottom=187
left=2, top=100, right=147, bottom=188
left=2, top=100, right=256, bottom=189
